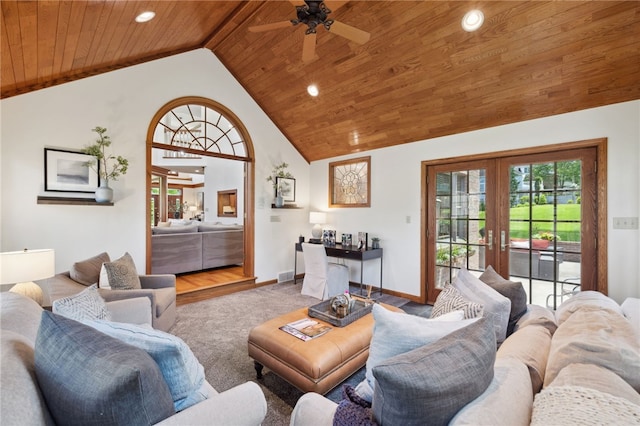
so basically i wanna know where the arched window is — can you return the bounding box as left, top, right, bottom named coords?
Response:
left=150, top=97, right=252, bottom=161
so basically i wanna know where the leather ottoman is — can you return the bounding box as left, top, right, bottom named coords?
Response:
left=247, top=303, right=401, bottom=395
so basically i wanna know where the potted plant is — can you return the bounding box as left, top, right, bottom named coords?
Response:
left=83, top=126, right=129, bottom=203
left=266, top=162, right=293, bottom=207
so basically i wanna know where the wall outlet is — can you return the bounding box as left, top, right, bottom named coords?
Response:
left=613, top=217, right=639, bottom=229
left=270, top=215, right=281, bottom=222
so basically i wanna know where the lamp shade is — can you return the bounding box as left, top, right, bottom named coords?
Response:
left=309, top=212, right=327, bottom=225
left=0, top=249, right=55, bottom=284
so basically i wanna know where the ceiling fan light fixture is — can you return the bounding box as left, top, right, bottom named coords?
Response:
left=307, top=84, right=319, bottom=97
left=135, top=11, right=156, bottom=23
left=461, top=10, right=484, bottom=32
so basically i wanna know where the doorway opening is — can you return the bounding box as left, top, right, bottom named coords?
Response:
left=146, top=97, right=255, bottom=297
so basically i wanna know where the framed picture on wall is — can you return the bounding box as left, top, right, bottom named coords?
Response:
left=44, top=148, right=99, bottom=193
left=276, top=177, right=296, bottom=202
left=329, top=156, right=371, bottom=207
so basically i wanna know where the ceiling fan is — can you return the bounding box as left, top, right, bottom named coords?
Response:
left=248, top=0, right=371, bottom=63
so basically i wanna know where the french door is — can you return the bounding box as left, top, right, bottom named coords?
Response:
left=423, top=140, right=605, bottom=308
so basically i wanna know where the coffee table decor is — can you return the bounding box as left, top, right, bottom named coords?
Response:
left=308, top=297, right=374, bottom=327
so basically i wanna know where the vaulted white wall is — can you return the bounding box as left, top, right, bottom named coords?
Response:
left=1, top=48, right=638, bottom=303
left=0, top=49, right=310, bottom=283
left=309, top=100, right=640, bottom=303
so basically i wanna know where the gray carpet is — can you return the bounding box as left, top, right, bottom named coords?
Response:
left=170, top=282, right=427, bottom=425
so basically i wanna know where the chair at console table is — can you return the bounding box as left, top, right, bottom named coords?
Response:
left=294, top=243, right=383, bottom=296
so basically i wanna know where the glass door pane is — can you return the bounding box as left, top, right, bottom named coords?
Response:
left=434, top=168, right=486, bottom=289
left=508, top=160, right=582, bottom=308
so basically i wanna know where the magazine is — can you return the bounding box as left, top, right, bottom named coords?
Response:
left=279, top=318, right=331, bottom=341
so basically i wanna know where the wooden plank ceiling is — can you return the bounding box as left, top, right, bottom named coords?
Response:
left=2, top=1, right=639, bottom=162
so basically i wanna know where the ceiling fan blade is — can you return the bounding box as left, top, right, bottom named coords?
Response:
left=328, top=20, right=370, bottom=44
left=323, top=1, right=349, bottom=12
left=248, top=21, right=293, bottom=33
left=302, top=32, right=317, bottom=63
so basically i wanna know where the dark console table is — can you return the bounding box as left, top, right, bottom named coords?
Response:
left=294, top=243, right=383, bottom=296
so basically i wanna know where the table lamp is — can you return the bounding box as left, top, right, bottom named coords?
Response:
left=1, top=249, right=55, bottom=306
left=189, top=205, right=198, bottom=218
left=309, top=211, right=327, bottom=243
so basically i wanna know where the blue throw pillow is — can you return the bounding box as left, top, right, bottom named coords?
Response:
left=84, top=320, right=207, bottom=411
left=34, top=311, right=175, bottom=426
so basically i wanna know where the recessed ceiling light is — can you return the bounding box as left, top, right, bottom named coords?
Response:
left=307, top=84, right=319, bottom=97
left=461, top=10, right=484, bottom=32
left=135, top=11, right=155, bottom=23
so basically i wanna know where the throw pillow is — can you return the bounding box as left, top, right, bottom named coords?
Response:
left=431, top=284, right=484, bottom=319
left=452, top=267, right=511, bottom=343
left=479, top=265, right=527, bottom=335
left=372, top=317, right=496, bottom=426
left=333, top=385, right=376, bottom=426
left=354, top=304, right=479, bottom=402
left=69, top=252, right=110, bottom=285
left=34, top=311, right=175, bottom=425
left=52, top=284, right=111, bottom=322
left=99, top=252, right=141, bottom=290
left=83, top=319, right=207, bottom=412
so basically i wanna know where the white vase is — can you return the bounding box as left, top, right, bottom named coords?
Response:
left=274, top=194, right=284, bottom=208
left=95, top=184, right=113, bottom=203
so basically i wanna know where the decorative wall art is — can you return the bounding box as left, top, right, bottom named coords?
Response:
left=44, top=148, right=99, bottom=193
left=329, top=156, right=371, bottom=207
left=275, top=177, right=296, bottom=202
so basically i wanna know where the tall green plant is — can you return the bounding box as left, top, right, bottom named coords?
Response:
left=83, top=126, right=129, bottom=184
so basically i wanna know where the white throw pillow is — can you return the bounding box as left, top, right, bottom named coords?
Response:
left=354, top=304, right=477, bottom=402
left=52, top=284, right=111, bottom=322
left=452, top=268, right=511, bottom=343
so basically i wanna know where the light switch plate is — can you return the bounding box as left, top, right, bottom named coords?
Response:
left=613, top=217, right=639, bottom=229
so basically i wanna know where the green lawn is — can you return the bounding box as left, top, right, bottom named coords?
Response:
left=479, top=204, right=581, bottom=242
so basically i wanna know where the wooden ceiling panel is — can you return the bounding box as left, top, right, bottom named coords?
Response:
left=1, top=1, right=639, bottom=162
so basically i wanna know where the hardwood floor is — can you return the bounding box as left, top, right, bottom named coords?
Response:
left=175, top=266, right=259, bottom=306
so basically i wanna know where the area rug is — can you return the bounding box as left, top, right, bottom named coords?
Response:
left=170, top=282, right=415, bottom=425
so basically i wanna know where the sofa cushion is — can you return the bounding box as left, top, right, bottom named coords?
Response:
left=554, top=290, right=624, bottom=326
left=69, top=252, right=110, bottom=285
left=52, top=284, right=111, bottom=322
left=0, top=292, right=44, bottom=345
left=479, top=265, right=527, bottom=335
left=34, top=311, right=175, bottom=425
left=431, top=284, right=484, bottom=319
left=450, top=358, right=533, bottom=426
left=1, top=330, right=55, bottom=426
left=99, top=252, right=141, bottom=290
left=84, top=320, right=207, bottom=412
left=496, top=322, right=552, bottom=394
left=452, top=267, right=511, bottom=343
left=514, top=304, right=557, bottom=335
left=545, top=307, right=640, bottom=391
left=355, top=304, right=477, bottom=402
left=152, top=224, right=199, bottom=234
left=372, top=317, right=495, bottom=426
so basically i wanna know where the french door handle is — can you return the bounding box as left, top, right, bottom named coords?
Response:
left=487, top=230, right=493, bottom=250
left=500, top=230, right=510, bottom=251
